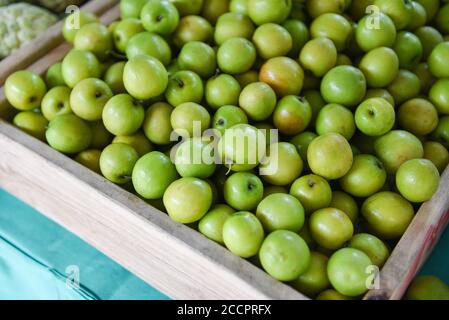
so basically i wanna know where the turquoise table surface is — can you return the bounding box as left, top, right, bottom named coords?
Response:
left=0, top=188, right=169, bottom=300
left=0, top=187, right=447, bottom=299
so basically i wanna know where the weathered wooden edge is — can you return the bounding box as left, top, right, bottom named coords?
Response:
left=364, top=166, right=449, bottom=300
left=0, top=0, right=119, bottom=86
left=0, top=119, right=307, bottom=300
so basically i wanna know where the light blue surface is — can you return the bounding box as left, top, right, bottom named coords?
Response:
left=0, top=188, right=169, bottom=300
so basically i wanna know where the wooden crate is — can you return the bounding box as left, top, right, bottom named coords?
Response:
left=0, top=3, right=448, bottom=300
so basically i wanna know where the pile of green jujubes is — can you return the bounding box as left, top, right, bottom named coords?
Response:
left=4, top=0, right=449, bottom=300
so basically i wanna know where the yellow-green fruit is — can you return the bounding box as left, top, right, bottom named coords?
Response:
left=407, top=276, right=449, bottom=300
left=291, top=252, right=330, bottom=297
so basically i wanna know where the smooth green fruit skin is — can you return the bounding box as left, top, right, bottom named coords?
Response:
left=198, top=204, right=235, bottom=244
left=398, top=98, right=439, bottom=135
left=63, top=11, right=98, bottom=43
left=75, top=149, right=102, bottom=174
left=256, top=193, right=305, bottom=232
left=89, top=121, right=113, bottom=150
left=321, top=66, right=367, bottom=108
left=252, top=23, right=292, bottom=60
left=214, top=12, right=255, bottom=45
left=173, top=15, right=213, bottom=48
left=170, top=0, right=204, bottom=16
left=239, top=82, right=276, bottom=121
left=349, top=233, right=390, bottom=267
left=70, top=78, right=113, bottom=121
left=424, top=141, right=449, bottom=173
left=388, top=69, right=422, bottom=105
left=415, top=26, right=443, bottom=60
left=307, top=133, right=353, bottom=180
left=309, top=208, right=354, bottom=250
left=283, top=19, right=310, bottom=58
left=290, top=131, right=318, bottom=167
left=429, top=42, right=449, bottom=79
left=273, top=96, right=312, bottom=136
left=163, top=177, right=213, bottom=224
left=292, top=251, right=330, bottom=298
left=13, top=111, right=48, bottom=141
left=356, top=13, right=396, bottom=52
left=120, top=0, right=149, bottom=19
left=102, top=94, right=145, bottom=136
left=126, top=32, right=172, bottom=66
left=113, top=19, right=144, bottom=53
left=355, top=98, right=396, bottom=137
left=230, top=0, right=248, bottom=14
left=224, top=172, right=264, bottom=211
left=407, top=1, right=427, bottom=30
left=362, top=191, right=414, bottom=239
left=300, top=38, right=337, bottom=78
left=429, top=79, right=449, bottom=115
left=359, top=47, right=399, bottom=88
left=290, top=174, right=332, bottom=214
left=330, top=191, right=359, bottom=223
left=165, top=71, right=204, bottom=107
left=5, top=71, right=47, bottom=111
left=175, top=137, right=216, bottom=179
left=396, top=159, right=440, bottom=203
left=218, top=124, right=266, bottom=171
left=41, top=86, right=72, bottom=121
left=259, top=56, right=305, bottom=98
left=123, top=55, right=168, bottom=100
left=74, top=23, right=113, bottom=61
left=170, top=102, right=210, bottom=138
left=432, top=116, right=449, bottom=148
left=247, top=0, right=292, bottom=26
left=212, top=105, right=248, bottom=136
left=46, top=114, right=92, bottom=154
left=393, top=31, right=423, bottom=69
left=104, top=62, right=127, bottom=94
left=374, top=0, right=412, bottom=30
left=206, top=74, right=241, bottom=110
left=223, top=211, right=265, bottom=258
left=100, top=143, right=139, bottom=184
left=316, top=289, right=351, bottom=300
left=374, top=130, right=424, bottom=174
left=416, top=0, right=439, bottom=23
left=260, top=142, right=303, bottom=186
left=436, top=4, right=449, bottom=36
left=311, top=13, right=352, bottom=52
left=316, top=103, right=355, bottom=140
left=45, top=63, right=65, bottom=89
left=143, top=102, right=174, bottom=145
left=140, top=0, right=179, bottom=35
left=178, top=41, right=216, bottom=79
left=113, top=132, right=153, bottom=157
left=364, top=89, right=395, bottom=107
left=217, top=37, right=257, bottom=75
left=407, top=276, right=449, bottom=300
left=327, top=248, right=373, bottom=297
left=340, top=154, right=387, bottom=198
left=133, top=151, right=179, bottom=199
left=62, top=50, right=101, bottom=88
left=259, top=230, right=310, bottom=281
